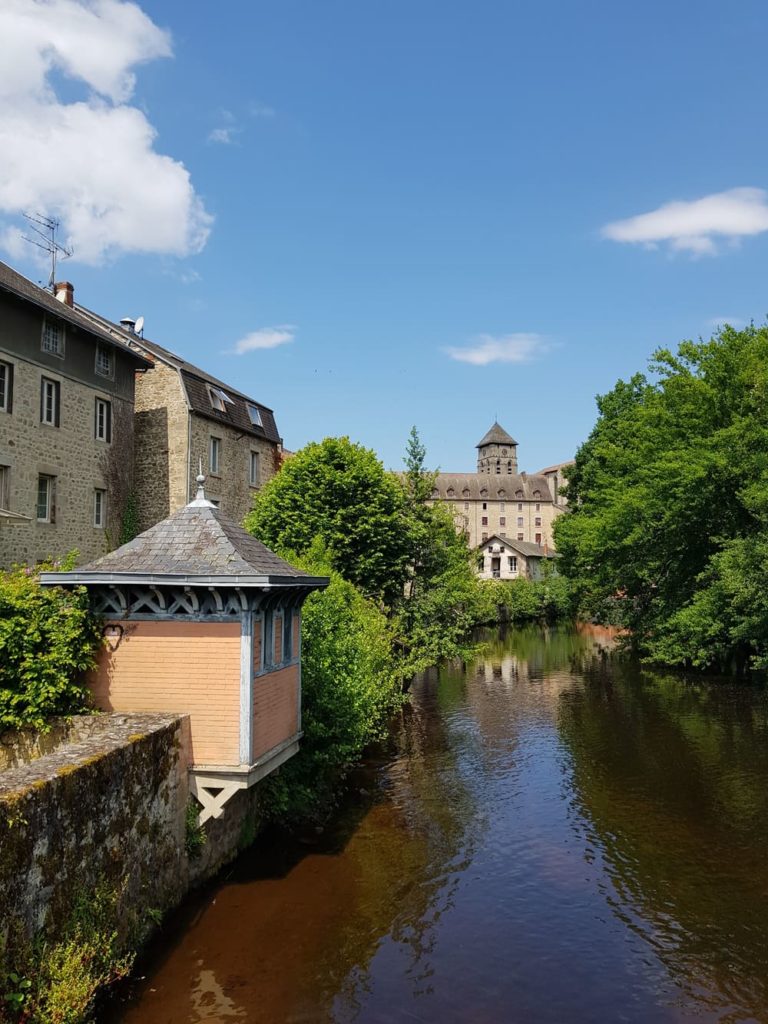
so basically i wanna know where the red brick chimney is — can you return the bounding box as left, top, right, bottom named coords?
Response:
left=54, top=281, right=74, bottom=307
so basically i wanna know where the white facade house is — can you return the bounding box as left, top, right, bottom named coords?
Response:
left=477, top=534, right=559, bottom=581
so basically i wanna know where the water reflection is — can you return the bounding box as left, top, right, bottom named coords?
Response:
left=107, top=627, right=768, bottom=1024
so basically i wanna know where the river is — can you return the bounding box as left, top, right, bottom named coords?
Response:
left=107, top=625, right=768, bottom=1024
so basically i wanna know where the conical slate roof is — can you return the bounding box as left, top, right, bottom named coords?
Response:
left=41, top=492, right=326, bottom=588
left=476, top=422, right=518, bottom=448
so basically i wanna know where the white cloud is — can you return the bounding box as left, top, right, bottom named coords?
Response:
left=708, top=315, right=746, bottom=329
left=601, top=188, right=768, bottom=256
left=207, top=126, right=238, bottom=145
left=230, top=326, right=296, bottom=355
left=444, top=333, right=549, bottom=366
left=0, top=0, right=212, bottom=265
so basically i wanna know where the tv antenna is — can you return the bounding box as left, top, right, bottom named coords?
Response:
left=22, top=213, right=73, bottom=290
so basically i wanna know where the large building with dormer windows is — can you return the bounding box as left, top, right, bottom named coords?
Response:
left=0, top=261, right=151, bottom=568
left=431, top=422, right=571, bottom=553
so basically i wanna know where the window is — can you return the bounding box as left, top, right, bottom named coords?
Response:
left=481, top=516, right=488, bottom=526
left=283, top=612, right=293, bottom=662
left=41, top=319, right=64, bottom=356
left=482, top=502, right=487, bottom=510
left=247, top=404, right=262, bottom=427
left=94, top=489, right=106, bottom=527
left=535, top=533, right=542, bottom=545
left=499, top=516, right=506, bottom=526
left=535, top=502, right=541, bottom=512
left=94, top=398, right=112, bottom=442
left=36, top=475, right=55, bottom=523
left=464, top=501, right=469, bottom=511
left=517, top=532, right=524, bottom=541
left=535, top=517, right=542, bottom=527
left=508, top=556, right=517, bottom=572
left=95, top=345, right=114, bottom=378
left=517, top=516, right=524, bottom=527
left=209, top=436, right=222, bottom=474
left=40, top=378, right=60, bottom=426
left=517, top=502, right=523, bottom=511
left=499, top=502, right=505, bottom=511
left=481, top=533, right=488, bottom=542
left=0, top=465, right=9, bottom=509
left=208, top=386, right=234, bottom=412
left=495, top=462, right=500, bottom=474
left=249, top=450, right=260, bottom=486
left=0, top=361, right=12, bottom=413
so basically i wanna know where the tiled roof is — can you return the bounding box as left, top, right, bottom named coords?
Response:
left=479, top=534, right=559, bottom=558
left=476, top=422, right=518, bottom=447
left=0, top=261, right=152, bottom=367
left=41, top=502, right=324, bottom=586
left=432, top=473, right=553, bottom=502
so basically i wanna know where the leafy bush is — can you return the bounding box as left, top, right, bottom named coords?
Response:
left=0, top=559, right=100, bottom=730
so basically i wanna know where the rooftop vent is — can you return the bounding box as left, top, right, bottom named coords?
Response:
left=120, top=317, right=136, bottom=334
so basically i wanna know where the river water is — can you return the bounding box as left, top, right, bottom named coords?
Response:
left=108, top=626, right=768, bottom=1024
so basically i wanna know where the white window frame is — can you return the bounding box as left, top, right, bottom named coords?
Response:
left=94, top=488, right=106, bottom=527
left=0, top=465, right=9, bottom=510
left=209, top=386, right=234, bottom=412
left=36, top=475, right=54, bottom=523
left=247, top=404, right=262, bottom=427
left=94, top=345, right=114, bottom=379
left=0, top=361, right=11, bottom=413
left=41, top=378, right=58, bottom=426
left=209, top=436, right=222, bottom=475
left=41, top=318, right=65, bottom=357
left=249, top=450, right=260, bottom=487
left=508, top=555, right=518, bottom=573
left=94, top=397, right=111, bottom=442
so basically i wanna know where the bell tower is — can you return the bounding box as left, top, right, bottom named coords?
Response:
left=476, top=422, right=518, bottom=475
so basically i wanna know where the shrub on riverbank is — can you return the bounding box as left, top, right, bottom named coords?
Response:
left=476, top=573, right=576, bottom=626
left=0, top=559, right=99, bottom=731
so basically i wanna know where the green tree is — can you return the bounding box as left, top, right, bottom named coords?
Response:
left=244, top=437, right=410, bottom=605
left=555, top=323, right=768, bottom=671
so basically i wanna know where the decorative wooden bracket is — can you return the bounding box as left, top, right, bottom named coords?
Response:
left=189, top=774, right=244, bottom=825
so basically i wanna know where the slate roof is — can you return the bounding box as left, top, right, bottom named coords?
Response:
left=40, top=501, right=326, bottom=588
left=0, top=261, right=152, bottom=367
left=476, top=422, right=518, bottom=448
left=432, top=473, right=553, bottom=502
left=68, top=313, right=282, bottom=446
left=479, top=535, right=560, bottom=559
left=537, top=460, right=575, bottom=475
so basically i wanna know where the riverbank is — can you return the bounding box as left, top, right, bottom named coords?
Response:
left=102, top=625, right=768, bottom=1024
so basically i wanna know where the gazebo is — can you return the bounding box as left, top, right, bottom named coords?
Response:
left=41, top=474, right=327, bottom=823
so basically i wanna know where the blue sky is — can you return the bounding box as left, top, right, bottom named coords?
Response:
left=2, top=1, right=768, bottom=472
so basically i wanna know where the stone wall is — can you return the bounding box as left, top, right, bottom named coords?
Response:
left=133, top=361, right=190, bottom=531
left=189, top=413, right=278, bottom=525
left=0, top=353, right=135, bottom=568
left=0, top=714, right=190, bottom=955
left=0, top=712, right=269, bottom=973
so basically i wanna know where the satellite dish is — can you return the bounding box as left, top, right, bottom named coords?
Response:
left=134, top=316, right=145, bottom=336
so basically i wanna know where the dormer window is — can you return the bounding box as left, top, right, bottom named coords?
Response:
left=247, top=404, right=262, bottom=427
left=95, top=345, right=113, bottom=378
left=41, top=319, right=64, bottom=356
left=209, top=386, right=234, bottom=412
left=446, top=488, right=455, bottom=498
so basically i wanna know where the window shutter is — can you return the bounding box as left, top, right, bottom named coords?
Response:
left=106, top=401, right=112, bottom=443
left=54, top=381, right=60, bottom=427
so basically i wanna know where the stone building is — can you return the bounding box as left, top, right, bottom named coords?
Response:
left=431, top=422, right=569, bottom=551
left=477, top=534, right=559, bottom=581
left=66, top=312, right=284, bottom=533
left=0, top=261, right=151, bottom=568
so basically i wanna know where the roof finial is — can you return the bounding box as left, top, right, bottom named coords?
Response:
left=188, top=458, right=215, bottom=508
